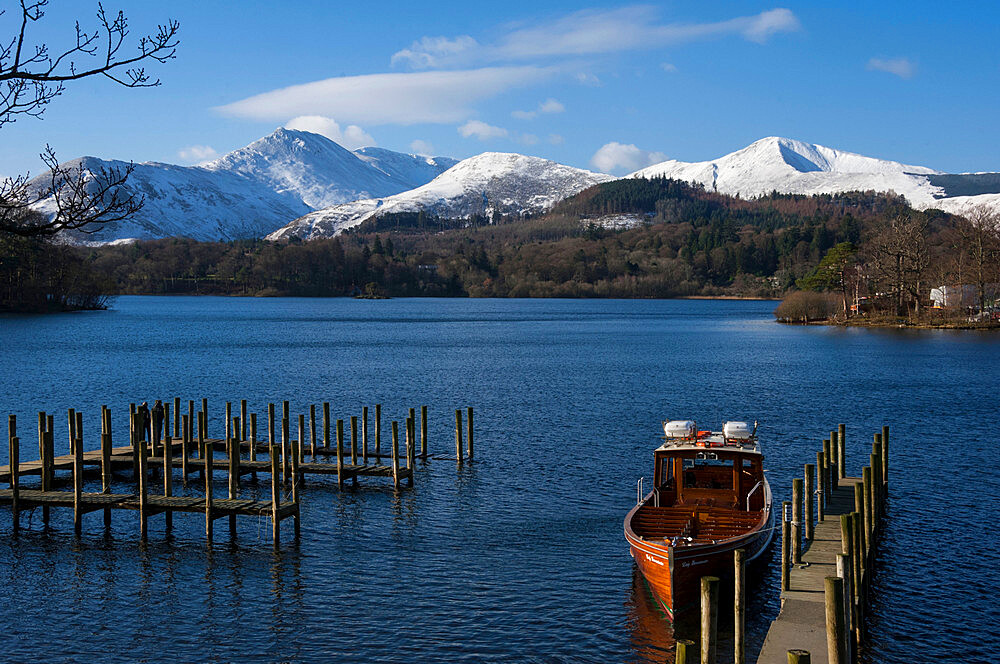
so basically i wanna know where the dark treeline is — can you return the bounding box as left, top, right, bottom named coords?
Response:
left=1, top=233, right=111, bottom=312
left=72, top=177, right=968, bottom=302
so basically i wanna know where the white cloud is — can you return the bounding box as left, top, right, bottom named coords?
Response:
left=661, top=63, right=678, bottom=73
left=539, top=98, right=564, bottom=114
left=575, top=72, right=602, bottom=86
left=178, top=145, right=218, bottom=164
left=458, top=120, right=509, bottom=140
left=548, top=134, right=565, bottom=145
left=867, top=57, right=915, bottom=79
left=394, top=7, right=800, bottom=68
left=518, top=133, right=539, bottom=146
left=285, top=115, right=375, bottom=149
left=409, top=139, right=435, bottom=155
left=391, top=35, right=479, bottom=69
left=512, top=97, right=565, bottom=120
left=215, top=66, right=553, bottom=126
left=590, top=142, right=666, bottom=174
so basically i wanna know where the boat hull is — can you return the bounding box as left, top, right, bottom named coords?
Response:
left=625, top=480, right=774, bottom=618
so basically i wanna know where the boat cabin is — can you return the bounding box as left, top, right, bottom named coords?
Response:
left=652, top=444, right=765, bottom=511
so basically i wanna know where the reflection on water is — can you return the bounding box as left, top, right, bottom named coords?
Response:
left=1, top=296, right=998, bottom=662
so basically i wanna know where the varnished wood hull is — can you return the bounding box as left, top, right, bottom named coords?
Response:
left=624, top=481, right=773, bottom=618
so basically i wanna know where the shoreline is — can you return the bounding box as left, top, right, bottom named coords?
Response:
left=778, top=317, right=1000, bottom=330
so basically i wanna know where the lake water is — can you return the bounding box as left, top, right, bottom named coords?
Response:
left=1, top=296, right=998, bottom=663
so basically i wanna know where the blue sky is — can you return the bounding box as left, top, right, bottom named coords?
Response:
left=3, top=1, right=999, bottom=177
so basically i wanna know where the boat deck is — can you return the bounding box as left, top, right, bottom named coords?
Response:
left=630, top=504, right=762, bottom=543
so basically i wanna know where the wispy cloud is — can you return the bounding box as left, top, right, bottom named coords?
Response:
left=178, top=145, right=218, bottom=164
left=867, top=57, right=915, bottom=79
left=409, top=139, right=435, bottom=155
left=458, top=120, right=509, bottom=140
left=215, top=66, right=553, bottom=126
left=512, top=97, right=565, bottom=120
left=285, top=115, right=375, bottom=149
left=393, top=7, right=800, bottom=69
left=591, top=141, right=666, bottom=174
left=661, top=63, right=678, bottom=73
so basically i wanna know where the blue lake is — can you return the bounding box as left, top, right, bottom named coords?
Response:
left=1, top=296, right=998, bottom=663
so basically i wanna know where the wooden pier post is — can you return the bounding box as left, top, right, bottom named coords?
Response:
left=270, top=443, right=280, bottom=545
left=224, top=401, right=231, bottom=455
left=822, top=439, right=832, bottom=498
left=282, top=401, right=291, bottom=486
left=351, top=415, right=358, bottom=465
left=455, top=409, right=463, bottom=463
left=391, top=420, right=400, bottom=490
left=734, top=548, right=746, bottom=664
left=836, top=553, right=853, bottom=661
left=862, top=466, right=872, bottom=555
left=787, top=650, right=811, bottom=664
left=838, top=423, right=846, bottom=480
left=840, top=514, right=857, bottom=607
left=361, top=406, right=369, bottom=462
left=791, top=478, right=803, bottom=564
left=881, top=425, right=889, bottom=490
left=406, top=415, right=415, bottom=487
left=204, top=433, right=214, bottom=541
left=804, top=463, right=815, bottom=540
left=163, top=432, right=174, bottom=530
left=829, top=430, right=838, bottom=479
left=467, top=406, right=474, bottom=460
left=816, top=451, right=825, bottom=522
left=137, top=414, right=148, bottom=541
left=297, top=414, right=305, bottom=465
left=240, top=399, right=247, bottom=443
left=268, top=402, right=276, bottom=473
left=852, top=508, right=865, bottom=587
left=420, top=405, right=427, bottom=460
left=322, top=402, right=330, bottom=458
left=229, top=416, right=240, bottom=535
left=700, top=575, right=719, bottom=664
left=101, top=412, right=112, bottom=528
left=67, top=408, right=76, bottom=456
left=336, top=419, right=344, bottom=490
left=824, top=576, right=846, bottom=664
left=73, top=430, right=83, bottom=536
left=180, top=415, right=189, bottom=483
left=250, top=413, right=258, bottom=470
left=291, top=423, right=301, bottom=538
left=310, top=404, right=317, bottom=459
left=188, top=400, right=194, bottom=446
left=8, top=432, right=19, bottom=532
left=781, top=500, right=790, bottom=591
left=198, top=411, right=206, bottom=482
left=674, top=640, right=695, bottom=664
left=870, top=445, right=882, bottom=527
left=375, top=403, right=382, bottom=464
left=201, top=398, right=208, bottom=437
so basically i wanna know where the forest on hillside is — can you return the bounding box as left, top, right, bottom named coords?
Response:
left=5, top=177, right=997, bottom=317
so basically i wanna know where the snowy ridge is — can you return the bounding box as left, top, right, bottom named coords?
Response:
left=267, top=153, right=613, bottom=240
left=30, top=129, right=455, bottom=242
left=631, top=136, right=945, bottom=205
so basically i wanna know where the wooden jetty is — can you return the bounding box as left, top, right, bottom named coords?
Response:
left=756, top=425, right=890, bottom=664
left=1, top=401, right=478, bottom=544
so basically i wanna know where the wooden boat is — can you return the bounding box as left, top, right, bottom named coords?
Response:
left=624, top=420, right=773, bottom=619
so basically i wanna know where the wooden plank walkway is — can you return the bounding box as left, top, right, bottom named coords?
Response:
left=756, top=477, right=862, bottom=663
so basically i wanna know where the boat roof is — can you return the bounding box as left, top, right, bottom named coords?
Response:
left=656, top=432, right=762, bottom=456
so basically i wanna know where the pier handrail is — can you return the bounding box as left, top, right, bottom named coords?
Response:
left=746, top=480, right=764, bottom=511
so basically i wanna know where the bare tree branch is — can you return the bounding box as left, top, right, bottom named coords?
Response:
left=0, top=2, right=178, bottom=237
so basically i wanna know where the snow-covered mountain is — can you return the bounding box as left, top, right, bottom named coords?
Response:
left=267, top=152, right=613, bottom=240
left=30, top=129, right=456, bottom=242
left=630, top=136, right=1000, bottom=216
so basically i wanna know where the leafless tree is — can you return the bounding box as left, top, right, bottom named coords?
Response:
left=866, top=212, right=930, bottom=316
left=0, top=1, right=178, bottom=236
left=953, top=205, right=1000, bottom=311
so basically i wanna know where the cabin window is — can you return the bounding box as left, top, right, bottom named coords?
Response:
left=659, top=458, right=674, bottom=489
left=682, top=456, right=735, bottom=490
left=743, top=459, right=753, bottom=468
